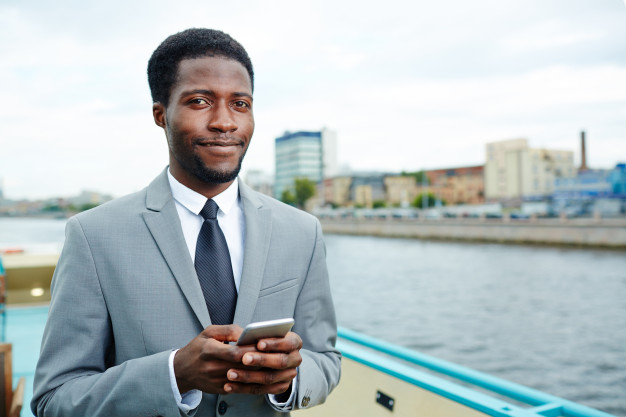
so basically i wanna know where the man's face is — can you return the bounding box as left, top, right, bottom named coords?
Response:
left=153, top=56, right=254, bottom=191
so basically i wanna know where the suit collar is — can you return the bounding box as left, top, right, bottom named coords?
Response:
left=145, top=168, right=174, bottom=212
left=143, top=169, right=274, bottom=328
left=233, top=181, right=273, bottom=326
left=143, top=168, right=211, bottom=327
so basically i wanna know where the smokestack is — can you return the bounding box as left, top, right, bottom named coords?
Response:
left=580, top=130, right=588, bottom=171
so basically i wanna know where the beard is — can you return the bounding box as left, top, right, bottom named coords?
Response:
left=188, top=150, right=245, bottom=184
left=166, top=121, right=251, bottom=186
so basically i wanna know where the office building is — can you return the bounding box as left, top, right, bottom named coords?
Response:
left=274, top=128, right=337, bottom=200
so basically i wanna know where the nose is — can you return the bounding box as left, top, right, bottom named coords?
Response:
left=208, top=101, right=237, bottom=133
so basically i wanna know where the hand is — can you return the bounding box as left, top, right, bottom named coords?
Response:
left=224, top=331, right=303, bottom=396
left=174, top=324, right=256, bottom=394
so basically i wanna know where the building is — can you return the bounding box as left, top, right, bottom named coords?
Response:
left=384, top=176, right=418, bottom=207
left=554, top=163, right=626, bottom=215
left=484, top=139, right=575, bottom=202
left=244, top=169, right=273, bottom=197
left=349, top=174, right=386, bottom=208
left=425, top=165, right=485, bottom=205
left=323, top=173, right=408, bottom=208
left=322, top=176, right=352, bottom=207
left=274, top=128, right=337, bottom=200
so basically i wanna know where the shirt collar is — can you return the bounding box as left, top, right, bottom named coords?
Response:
left=167, top=168, right=239, bottom=216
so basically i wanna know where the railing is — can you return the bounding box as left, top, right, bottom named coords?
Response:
left=0, top=257, right=6, bottom=342
left=338, top=327, right=616, bottom=417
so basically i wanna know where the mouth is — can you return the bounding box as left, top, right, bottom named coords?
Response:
left=195, top=137, right=244, bottom=148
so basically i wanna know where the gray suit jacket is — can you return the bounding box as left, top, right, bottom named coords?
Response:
left=32, top=169, right=341, bottom=417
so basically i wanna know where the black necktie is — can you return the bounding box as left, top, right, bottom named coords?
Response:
left=195, top=199, right=237, bottom=325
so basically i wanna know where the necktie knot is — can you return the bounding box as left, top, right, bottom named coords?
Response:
left=199, top=199, right=219, bottom=220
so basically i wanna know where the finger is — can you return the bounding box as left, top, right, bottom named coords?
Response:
left=241, top=350, right=302, bottom=370
left=200, top=338, right=257, bottom=363
left=257, top=331, right=303, bottom=352
left=224, top=381, right=293, bottom=396
left=201, top=324, right=243, bottom=343
left=227, top=367, right=297, bottom=386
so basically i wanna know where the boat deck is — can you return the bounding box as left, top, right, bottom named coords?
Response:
left=3, top=306, right=618, bottom=417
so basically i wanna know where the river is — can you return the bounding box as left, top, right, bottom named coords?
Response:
left=1, top=217, right=625, bottom=415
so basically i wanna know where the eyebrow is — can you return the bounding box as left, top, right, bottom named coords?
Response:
left=181, top=89, right=253, bottom=100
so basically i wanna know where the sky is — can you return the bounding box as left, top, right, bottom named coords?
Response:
left=1, top=0, right=625, bottom=200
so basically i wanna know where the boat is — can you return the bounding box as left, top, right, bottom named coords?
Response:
left=0, top=254, right=618, bottom=417
left=0, top=252, right=57, bottom=304
left=294, top=327, right=616, bottom=416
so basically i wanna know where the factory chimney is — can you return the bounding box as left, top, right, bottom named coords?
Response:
left=579, top=130, right=588, bottom=172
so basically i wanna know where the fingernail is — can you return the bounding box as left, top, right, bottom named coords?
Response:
left=243, top=354, right=254, bottom=365
left=224, top=384, right=232, bottom=392
left=258, top=341, right=267, bottom=350
left=228, top=371, right=238, bottom=380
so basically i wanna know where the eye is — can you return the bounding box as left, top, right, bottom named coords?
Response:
left=189, top=98, right=209, bottom=106
left=233, top=100, right=250, bottom=109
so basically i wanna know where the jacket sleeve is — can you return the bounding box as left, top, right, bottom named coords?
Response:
left=290, top=218, right=341, bottom=410
left=31, top=216, right=188, bottom=417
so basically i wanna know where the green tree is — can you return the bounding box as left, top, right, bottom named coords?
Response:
left=372, top=200, right=386, bottom=209
left=294, top=178, right=316, bottom=209
left=79, top=202, right=100, bottom=212
left=412, top=192, right=437, bottom=208
left=281, top=189, right=296, bottom=206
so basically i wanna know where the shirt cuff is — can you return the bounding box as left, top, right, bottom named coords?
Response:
left=169, top=349, right=202, bottom=413
left=267, top=369, right=298, bottom=412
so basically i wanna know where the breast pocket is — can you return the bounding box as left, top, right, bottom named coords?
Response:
left=254, top=278, right=300, bottom=318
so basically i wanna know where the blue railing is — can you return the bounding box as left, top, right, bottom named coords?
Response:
left=0, top=256, right=6, bottom=342
left=337, top=327, right=616, bottom=417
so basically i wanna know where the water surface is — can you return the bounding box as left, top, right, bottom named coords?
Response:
left=326, top=234, right=626, bottom=415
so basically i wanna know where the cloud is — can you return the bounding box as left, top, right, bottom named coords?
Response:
left=1, top=0, right=625, bottom=199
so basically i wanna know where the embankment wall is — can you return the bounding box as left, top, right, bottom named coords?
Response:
left=319, top=218, right=626, bottom=248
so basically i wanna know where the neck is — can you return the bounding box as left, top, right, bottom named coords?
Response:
left=169, top=165, right=235, bottom=199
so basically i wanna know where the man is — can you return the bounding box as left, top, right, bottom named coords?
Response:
left=32, top=28, right=340, bottom=416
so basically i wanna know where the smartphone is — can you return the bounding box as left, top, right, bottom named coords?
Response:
left=236, top=318, right=295, bottom=345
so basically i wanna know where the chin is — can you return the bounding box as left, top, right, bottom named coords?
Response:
left=194, top=163, right=241, bottom=184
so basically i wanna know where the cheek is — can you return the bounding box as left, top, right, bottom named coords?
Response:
left=165, top=123, right=191, bottom=156
left=242, top=116, right=255, bottom=138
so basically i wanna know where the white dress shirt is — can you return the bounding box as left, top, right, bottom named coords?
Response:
left=165, top=170, right=295, bottom=413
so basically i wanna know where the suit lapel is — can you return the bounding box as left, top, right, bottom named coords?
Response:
left=234, top=182, right=272, bottom=326
left=142, top=170, right=211, bottom=328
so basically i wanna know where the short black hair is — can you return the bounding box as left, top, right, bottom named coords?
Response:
left=147, top=28, right=254, bottom=106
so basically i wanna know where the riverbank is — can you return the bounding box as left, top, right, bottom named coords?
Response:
left=320, top=217, right=626, bottom=249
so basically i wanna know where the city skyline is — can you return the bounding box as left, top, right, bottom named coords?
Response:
left=1, top=0, right=625, bottom=200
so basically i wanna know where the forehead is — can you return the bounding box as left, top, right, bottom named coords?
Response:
left=172, top=56, right=252, bottom=94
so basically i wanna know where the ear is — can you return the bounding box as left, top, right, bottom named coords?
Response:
left=152, top=102, right=166, bottom=128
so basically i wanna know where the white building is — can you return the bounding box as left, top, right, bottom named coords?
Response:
left=485, top=138, right=575, bottom=201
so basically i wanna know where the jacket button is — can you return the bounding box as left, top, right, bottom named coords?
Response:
left=218, top=400, right=228, bottom=415
left=301, top=396, right=310, bottom=407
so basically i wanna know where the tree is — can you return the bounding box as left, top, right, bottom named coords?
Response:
left=372, top=200, right=386, bottom=209
left=412, top=192, right=438, bottom=208
left=280, top=189, right=296, bottom=206
left=294, top=178, right=316, bottom=209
